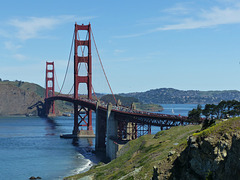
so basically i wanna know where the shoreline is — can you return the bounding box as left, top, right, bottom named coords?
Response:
left=0, top=114, right=31, bottom=118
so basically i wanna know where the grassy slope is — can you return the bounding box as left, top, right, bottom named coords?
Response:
left=64, top=124, right=201, bottom=180
left=65, top=118, right=240, bottom=179
left=193, top=117, right=240, bottom=140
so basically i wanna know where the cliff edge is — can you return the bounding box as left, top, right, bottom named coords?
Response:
left=169, top=118, right=240, bottom=180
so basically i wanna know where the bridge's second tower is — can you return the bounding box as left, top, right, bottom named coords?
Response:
left=45, top=61, right=55, bottom=115
left=73, top=23, right=93, bottom=135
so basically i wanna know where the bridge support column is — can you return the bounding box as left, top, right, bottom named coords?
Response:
left=73, top=102, right=79, bottom=135
left=127, top=122, right=137, bottom=140
left=106, top=103, right=119, bottom=160
left=45, top=61, right=55, bottom=116
left=73, top=23, right=93, bottom=135
left=72, top=102, right=95, bottom=137
left=95, top=100, right=106, bottom=151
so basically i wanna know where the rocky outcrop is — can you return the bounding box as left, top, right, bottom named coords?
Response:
left=170, top=132, right=240, bottom=180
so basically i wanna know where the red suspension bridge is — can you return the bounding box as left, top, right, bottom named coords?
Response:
left=44, top=23, right=202, bottom=160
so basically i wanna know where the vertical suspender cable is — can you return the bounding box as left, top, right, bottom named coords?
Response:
left=54, top=70, right=61, bottom=93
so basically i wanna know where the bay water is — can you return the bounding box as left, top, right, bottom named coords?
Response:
left=151, top=104, right=198, bottom=134
left=0, top=115, right=99, bottom=180
left=0, top=104, right=197, bottom=179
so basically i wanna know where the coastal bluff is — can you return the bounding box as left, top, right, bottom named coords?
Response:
left=0, top=81, right=43, bottom=115
left=64, top=118, right=240, bottom=180
left=169, top=118, right=240, bottom=180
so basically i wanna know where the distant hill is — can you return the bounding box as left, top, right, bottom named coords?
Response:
left=120, top=88, right=240, bottom=104
left=0, top=80, right=45, bottom=98
left=100, top=94, right=139, bottom=107
left=2, top=80, right=240, bottom=115
left=0, top=80, right=44, bottom=115
left=0, top=80, right=73, bottom=116
left=100, top=94, right=163, bottom=112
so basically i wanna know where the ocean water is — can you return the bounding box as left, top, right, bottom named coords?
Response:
left=151, top=104, right=198, bottom=134
left=0, top=104, right=197, bottom=179
left=0, top=115, right=99, bottom=180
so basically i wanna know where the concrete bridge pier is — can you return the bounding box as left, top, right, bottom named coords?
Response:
left=73, top=102, right=79, bottom=135
left=95, top=101, right=106, bottom=151
left=106, top=103, right=117, bottom=160
left=106, top=103, right=121, bottom=160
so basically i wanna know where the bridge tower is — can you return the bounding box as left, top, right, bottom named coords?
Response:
left=73, top=23, right=93, bottom=136
left=45, top=61, right=55, bottom=115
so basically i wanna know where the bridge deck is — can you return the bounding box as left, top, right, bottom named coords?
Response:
left=45, top=95, right=202, bottom=126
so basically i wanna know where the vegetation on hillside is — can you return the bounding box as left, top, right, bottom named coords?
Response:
left=100, top=94, right=163, bottom=112
left=193, top=117, right=240, bottom=139
left=65, top=117, right=240, bottom=180
left=134, top=102, right=163, bottom=112
left=100, top=94, right=139, bottom=107
left=171, top=117, right=240, bottom=180
left=0, top=80, right=73, bottom=116
left=0, top=80, right=45, bottom=97
left=121, top=88, right=240, bottom=104
left=64, top=124, right=201, bottom=180
left=188, top=100, right=240, bottom=130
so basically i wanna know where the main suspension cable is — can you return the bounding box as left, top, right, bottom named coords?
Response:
left=57, top=29, right=75, bottom=95
left=91, top=29, right=117, bottom=104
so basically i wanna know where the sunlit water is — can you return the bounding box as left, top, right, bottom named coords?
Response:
left=0, top=115, right=99, bottom=180
left=151, top=104, right=198, bottom=134
left=0, top=104, right=197, bottom=179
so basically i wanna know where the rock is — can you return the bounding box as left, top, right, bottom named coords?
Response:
left=168, top=150, right=176, bottom=157
left=188, top=136, right=197, bottom=144
left=213, top=146, right=218, bottom=155
left=29, top=176, right=41, bottom=179
left=190, top=143, right=198, bottom=149
left=170, top=131, right=240, bottom=180
left=221, top=149, right=227, bottom=158
left=152, top=166, right=159, bottom=180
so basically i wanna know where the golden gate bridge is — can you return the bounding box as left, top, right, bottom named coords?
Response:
left=44, top=23, right=202, bottom=160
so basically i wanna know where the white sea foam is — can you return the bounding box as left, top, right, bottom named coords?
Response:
left=71, top=155, right=93, bottom=175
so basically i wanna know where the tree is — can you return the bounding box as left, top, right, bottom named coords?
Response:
left=188, top=104, right=202, bottom=122
left=202, top=104, right=211, bottom=120
left=201, top=104, right=216, bottom=130
left=217, top=100, right=227, bottom=119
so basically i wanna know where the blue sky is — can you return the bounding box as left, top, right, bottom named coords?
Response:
left=1, top=0, right=240, bottom=94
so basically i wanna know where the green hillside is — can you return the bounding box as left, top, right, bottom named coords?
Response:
left=64, top=124, right=201, bottom=180
left=65, top=117, right=240, bottom=180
